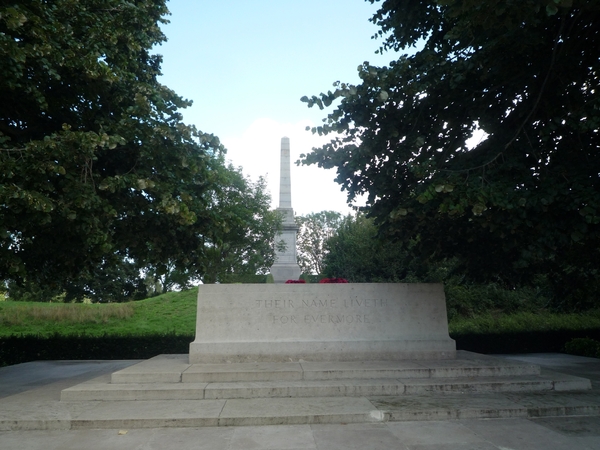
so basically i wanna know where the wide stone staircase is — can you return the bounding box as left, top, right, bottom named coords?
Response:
left=57, top=351, right=597, bottom=428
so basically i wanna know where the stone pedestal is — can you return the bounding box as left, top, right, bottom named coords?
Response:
left=189, top=283, right=456, bottom=363
left=58, top=281, right=594, bottom=428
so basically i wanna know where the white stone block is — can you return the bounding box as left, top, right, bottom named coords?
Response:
left=189, top=283, right=456, bottom=363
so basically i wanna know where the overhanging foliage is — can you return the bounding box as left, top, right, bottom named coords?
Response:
left=0, top=1, right=278, bottom=300
left=300, top=0, right=600, bottom=302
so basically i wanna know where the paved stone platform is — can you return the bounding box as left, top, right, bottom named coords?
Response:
left=2, top=354, right=600, bottom=449
left=59, top=351, right=590, bottom=407
left=0, top=352, right=594, bottom=431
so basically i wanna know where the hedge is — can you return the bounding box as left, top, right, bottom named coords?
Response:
left=3, top=328, right=600, bottom=367
left=452, top=328, right=600, bottom=354
left=0, top=334, right=193, bottom=367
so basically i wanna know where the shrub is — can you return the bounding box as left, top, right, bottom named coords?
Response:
left=563, top=338, right=600, bottom=358
left=445, top=282, right=549, bottom=319
left=319, top=278, right=348, bottom=283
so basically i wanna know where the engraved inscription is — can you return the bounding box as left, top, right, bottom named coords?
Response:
left=304, top=314, right=370, bottom=324
left=256, top=299, right=295, bottom=308
left=344, top=298, right=387, bottom=308
left=302, top=299, right=337, bottom=308
left=260, top=296, right=388, bottom=327
left=273, top=315, right=297, bottom=324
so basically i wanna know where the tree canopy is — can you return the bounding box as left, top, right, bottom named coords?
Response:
left=199, top=169, right=281, bottom=284
left=300, top=0, right=600, bottom=301
left=322, top=213, right=408, bottom=282
left=295, top=211, right=343, bottom=275
left=0, top=1, right=276, bottom=299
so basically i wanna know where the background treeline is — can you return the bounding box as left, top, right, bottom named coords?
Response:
left=296, top=212, right=596, bottom=317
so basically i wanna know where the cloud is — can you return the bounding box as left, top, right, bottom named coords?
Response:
left=221, top=118, right=362, bottom=216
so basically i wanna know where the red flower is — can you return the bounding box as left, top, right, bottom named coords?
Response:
left=318, top=277, right=348, bottom=283
left=285, top=279, right=306, bottom=283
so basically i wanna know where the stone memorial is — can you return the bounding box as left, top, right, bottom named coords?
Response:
left=189, top=137, right=456, bottom=363
left=269, top=136, right=302, bottom=283
left=55, top=144, right=593, bottom=429
left=189, top=283, right=456, bottom=363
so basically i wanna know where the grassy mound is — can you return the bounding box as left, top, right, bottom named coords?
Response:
left=0, top=289, right=197, bottom=338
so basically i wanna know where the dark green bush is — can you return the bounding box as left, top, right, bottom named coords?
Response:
left=445, top=282, right=549, bottom=319
left=221, top=274, right=268, bottom=283
left=563, top=338, right=600, bottom=358
left=0, top=334, right=194, bottom=367
left=453, top=329, right=600, bottom=354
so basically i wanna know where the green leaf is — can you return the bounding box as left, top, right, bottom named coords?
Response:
left=546, top=3, right=559, bottom=15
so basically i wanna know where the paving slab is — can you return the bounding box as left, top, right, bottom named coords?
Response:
left=370, top=393, right=528, bottom=421
left=532, top=415, right=600, bottom=437
left=228, top=424, right=317, bottom=449
left=217, top=397, right=382, bottom=426
left=183, top=362, right=304, bottom=382
left=299, top=360, right=431, bottom=380
left=504, top=390, right=600, bottom=417
left=538, top=368, right=593, bottom=390
left=205, top=379, right=348, bottom=399
left=387, top=420, right=491, bottom=446
left=310, top=424, right=404, bottom=450
left=62, top=379, right=210, bottom=401
left=142, top=426, right=236, bottom=450
left=0, top=360, right=138, bottom=399
left=71, top=399, right=226, bottom=429
left=111, top=354, right=190, bottom=383
left=418, top=353, right=541, bottom=378
left=460, top=417, right=580, bottom=450
left=402, top=375, right=554, bottom=394
left=204, top=378, right=406, bottom=399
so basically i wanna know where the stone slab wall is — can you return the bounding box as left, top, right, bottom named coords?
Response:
left=189, top=283, right=456, bottom=363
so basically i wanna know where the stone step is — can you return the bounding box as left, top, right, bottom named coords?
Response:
left=109, top=352, right=541, bottom=384
left=61, top=370, right=590, bottom=402
left=26, top=392, right=600, bottom=431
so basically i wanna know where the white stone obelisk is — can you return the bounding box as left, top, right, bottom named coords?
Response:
left=270, top=137, right=302, bottom=283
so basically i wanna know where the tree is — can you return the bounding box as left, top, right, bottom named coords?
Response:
left=323, top=213, right=448, bottom=282
left=139, top=163, right=281, bottom=288
left=295, top=211, right=343, bottom=274
left=0, top=1, right=250, bottom=299
left=194, top=167, right=281, bottom=284
left=322, top=214, right=404, bottom=282
left=300, top=0, right=600, bottom=306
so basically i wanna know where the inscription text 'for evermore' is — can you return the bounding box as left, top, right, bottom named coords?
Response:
left=255, top=298, right=388, bottom=309
left=272, top=314, right=371, bottom=324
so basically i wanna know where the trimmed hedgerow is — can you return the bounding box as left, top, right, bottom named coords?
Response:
left=0, top=333, right=194, bottom=367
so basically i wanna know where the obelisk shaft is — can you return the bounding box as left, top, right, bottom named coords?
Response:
left=279, top=137, right=292, bottom=209
left=270, top=137, right=301, bottom=282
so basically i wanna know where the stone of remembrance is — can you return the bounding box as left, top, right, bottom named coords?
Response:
left=189, top=283, right=456, bottom=363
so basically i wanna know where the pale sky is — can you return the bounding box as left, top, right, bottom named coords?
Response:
left=156, top=0, right=392, bottom=216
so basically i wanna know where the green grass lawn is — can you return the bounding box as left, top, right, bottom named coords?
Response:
left=449, top=310, right=600, bottom=335
left=2, top=288, right=600, bottom=339
left=0, top=289, right=197, bottom=337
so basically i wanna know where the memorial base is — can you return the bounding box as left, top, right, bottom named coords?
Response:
left=57, top=281, right=593, bottom=429
left=269, top=264, right=302, bottom=284
left=189, top=283, right=456, bottom=364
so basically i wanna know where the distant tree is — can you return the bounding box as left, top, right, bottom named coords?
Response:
left=323, top=213, right=458, bottom=283
left=0, top=1, right=259, bottom=299
left=300, top=0, right=600, bottom=306
left=295, top=211, right=343, bottom=274
left=200, top=169, right=281, bottom=284
left=323, top=214, right=410, bottom=282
